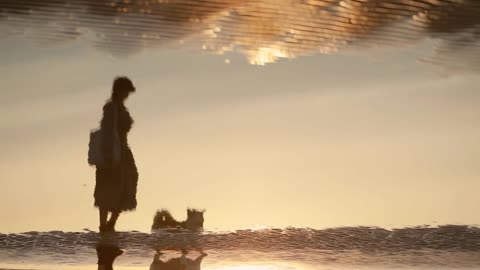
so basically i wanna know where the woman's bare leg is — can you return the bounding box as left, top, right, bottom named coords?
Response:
left=107, top=211, right=120, bottom=231
left=99, top=208, right=108, bottom=232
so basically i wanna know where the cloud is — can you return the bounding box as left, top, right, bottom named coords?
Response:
left=1, top=0, right=479, bottom=68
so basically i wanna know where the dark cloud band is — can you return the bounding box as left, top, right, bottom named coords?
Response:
left=1, top=0, right=479, bottom=68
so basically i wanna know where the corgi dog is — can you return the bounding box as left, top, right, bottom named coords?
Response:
left=152, top=208, right=205, bottom=231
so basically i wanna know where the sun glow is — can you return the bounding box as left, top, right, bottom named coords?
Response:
left=248, top=47, right=290, bottom=65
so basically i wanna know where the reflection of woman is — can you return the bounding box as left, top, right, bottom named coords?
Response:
left=94, top=77, right=138, bottom=233
left=96, top=243, right=123, bottom=270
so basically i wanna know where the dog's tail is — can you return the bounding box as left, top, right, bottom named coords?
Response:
left=151, top=209, right=182, bottom=230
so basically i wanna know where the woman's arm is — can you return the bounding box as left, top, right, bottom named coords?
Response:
left=100, top=103, right=115, bottom=165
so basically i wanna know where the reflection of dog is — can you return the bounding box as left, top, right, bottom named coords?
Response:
left=150, top=250, right=207, bottom=270
left=151, top=209, right=205, bottom=231
left=149, top=252, right=181, bottom=270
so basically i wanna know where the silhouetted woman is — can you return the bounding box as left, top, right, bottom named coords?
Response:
left=94, top=76, right=138, bottom=232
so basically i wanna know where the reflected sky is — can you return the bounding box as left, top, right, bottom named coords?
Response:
left=1, top=35, right=480, bottom=233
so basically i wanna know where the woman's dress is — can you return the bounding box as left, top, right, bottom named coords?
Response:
left=94, top=101, right=138, bottom=212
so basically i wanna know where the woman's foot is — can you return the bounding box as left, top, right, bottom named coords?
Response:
left=106, top=212, right=120, bottom=232
left=105, top=220, right=116, bottom=232
left=99, top=224, right=109, bottom=233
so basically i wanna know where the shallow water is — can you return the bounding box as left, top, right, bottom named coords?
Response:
left=1, top=226, right=480, bottom=270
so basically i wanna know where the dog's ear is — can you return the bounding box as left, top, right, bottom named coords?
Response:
left=187, top=208, right=192, bottom=216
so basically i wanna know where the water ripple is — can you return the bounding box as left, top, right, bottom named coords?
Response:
left=1, top=226, right=480, bottom=268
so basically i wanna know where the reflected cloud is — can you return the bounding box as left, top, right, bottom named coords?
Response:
left=1, top=0, right=480, bottom=69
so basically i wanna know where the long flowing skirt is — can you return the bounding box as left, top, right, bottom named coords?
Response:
left=94, top=146, right=138, bottom=212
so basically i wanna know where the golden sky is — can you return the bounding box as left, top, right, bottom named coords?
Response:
left=0, top=37, right=480, bottom=233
